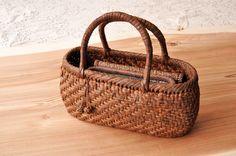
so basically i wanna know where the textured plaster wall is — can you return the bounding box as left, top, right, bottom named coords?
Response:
left=0, top=0, right=236, bottom=49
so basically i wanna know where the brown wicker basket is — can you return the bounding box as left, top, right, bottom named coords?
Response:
left=60, top=12, right=200, bottom=137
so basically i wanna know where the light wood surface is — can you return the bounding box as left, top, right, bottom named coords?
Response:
left=0, top=33, right=236, bottom=156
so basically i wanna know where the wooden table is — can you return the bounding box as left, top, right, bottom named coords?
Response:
left=0, top=33, right=236, bottom=156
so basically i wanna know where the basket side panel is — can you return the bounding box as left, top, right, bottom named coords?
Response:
left=60, top=67, right=87, bottom=118
left=60, top=69, right=200, bottom=137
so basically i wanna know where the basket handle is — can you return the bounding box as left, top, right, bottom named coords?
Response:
left=99, top=16, right=169, bottom=64
left=80, top=12, right=154, bottom=92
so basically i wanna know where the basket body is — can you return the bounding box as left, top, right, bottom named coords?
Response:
left=60, top=47, right=200, bottom=137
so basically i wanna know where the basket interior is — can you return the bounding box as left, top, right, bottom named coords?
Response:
left=66, top=47, right=188, bottom=83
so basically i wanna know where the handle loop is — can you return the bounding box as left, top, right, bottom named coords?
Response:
left=80, top=12, right=153, bottom=91
left=79, top=12, right=169, bottom=92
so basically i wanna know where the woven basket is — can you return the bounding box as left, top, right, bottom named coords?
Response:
left=60, top=12, right=200, bottom=137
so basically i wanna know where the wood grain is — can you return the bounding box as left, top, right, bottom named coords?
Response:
left=0, top=33, right=236, bottom=156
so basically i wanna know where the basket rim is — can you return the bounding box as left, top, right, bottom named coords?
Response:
left=61, top=46, right=199, bottom=94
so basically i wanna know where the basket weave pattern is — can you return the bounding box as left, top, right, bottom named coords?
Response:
left=60, top=12, right=200, bottom=137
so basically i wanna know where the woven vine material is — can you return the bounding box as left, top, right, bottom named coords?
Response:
left=60, top=12, right=200, bottom=137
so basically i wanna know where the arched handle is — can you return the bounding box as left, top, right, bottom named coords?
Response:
left=98, top=16, right=170, bottom=64
left=80, top=12, right=152, bottom=91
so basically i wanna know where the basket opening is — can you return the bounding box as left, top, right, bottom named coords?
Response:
left=66, top=46, right=188, bottom=83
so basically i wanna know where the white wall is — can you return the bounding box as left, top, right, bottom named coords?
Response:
left=0, top=0, right=235, bottom=51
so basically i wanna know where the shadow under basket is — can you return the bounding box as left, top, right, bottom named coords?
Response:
left=60, top=12, right=200, bottom=138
